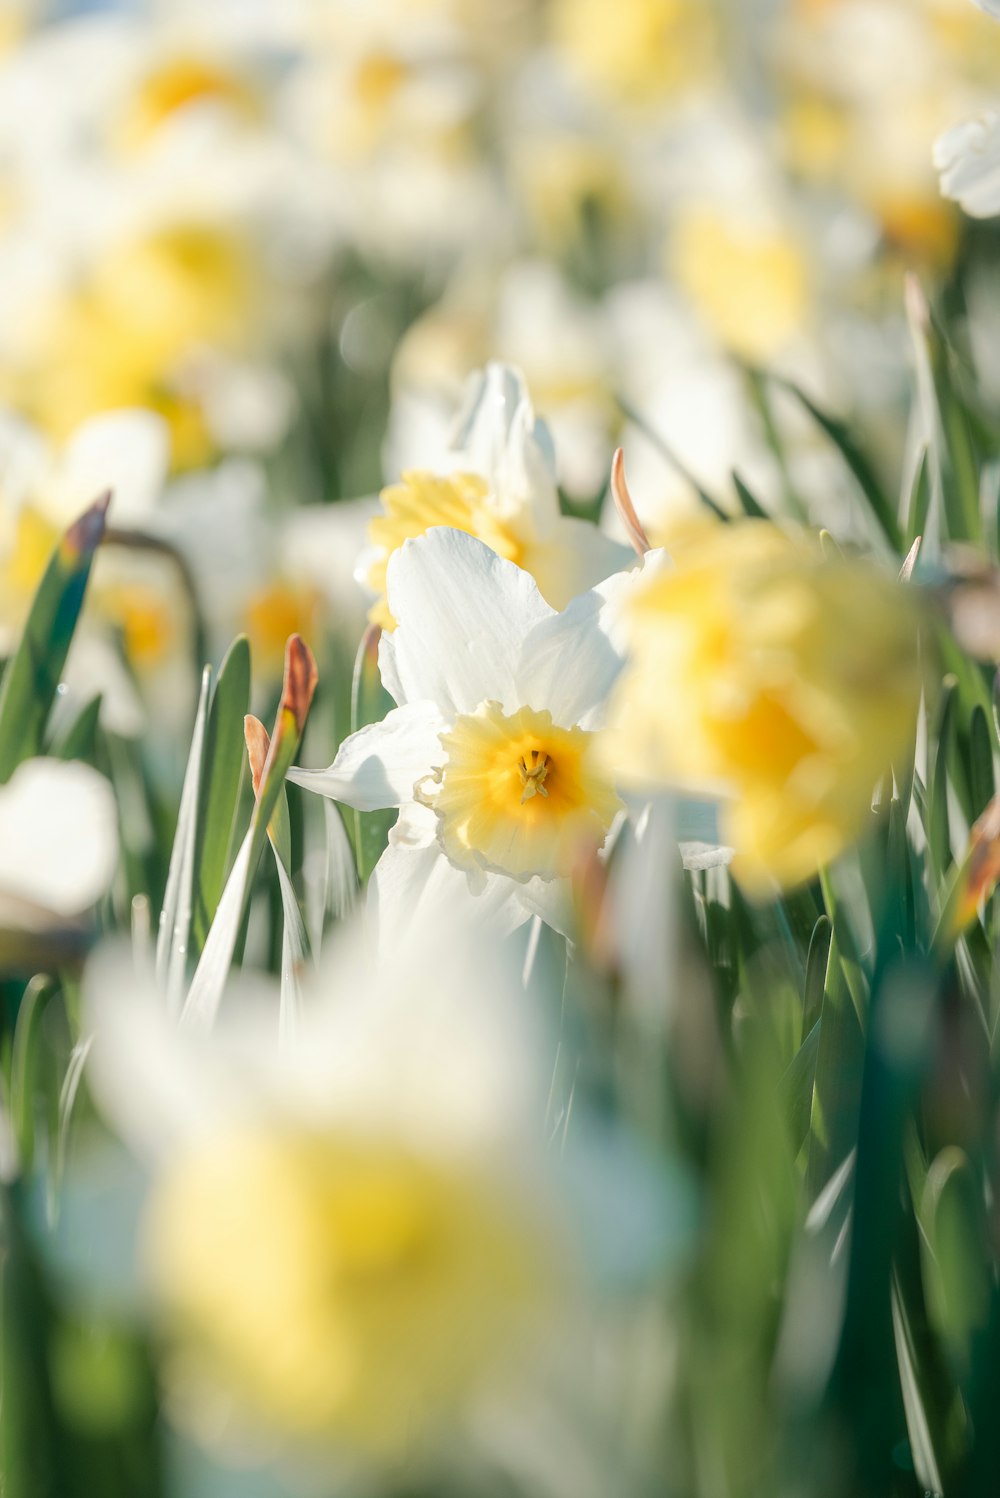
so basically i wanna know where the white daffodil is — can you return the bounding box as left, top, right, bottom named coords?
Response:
left=936, top=112, right=1000, bottom=218
left=82, top=916, right=684, bottom=1475
left=294, top=525, right=635, bottom=937
left=0, top=758, right=118, bottom=928
left=362, top=361, right=633, bottom=628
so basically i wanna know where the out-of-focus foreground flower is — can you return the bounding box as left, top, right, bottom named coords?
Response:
left=602, top=517, right=925, bottom=892
left=84, top=918, right=683, bottom=1472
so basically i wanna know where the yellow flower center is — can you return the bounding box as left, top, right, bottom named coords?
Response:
left=144, top=1127, right=549, bottom=1449
left=117, top=57, right=259, bottom=151
left=424, top=701, right=621, bottom=881
left=366, top=471, right=523, bottom=630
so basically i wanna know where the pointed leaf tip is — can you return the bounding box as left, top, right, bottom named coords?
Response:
left=63, top=490, right=112, bottom=558
left=244, top=714, right=271, bottom=799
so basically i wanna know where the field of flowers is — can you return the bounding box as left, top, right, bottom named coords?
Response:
left=6, top=2, right=1000, bottom=1496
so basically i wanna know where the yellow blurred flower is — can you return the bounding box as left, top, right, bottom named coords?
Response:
left=9, top=225, right=256, bottom=466
left=549, top=0, right=717, bottom=105
left=669, top=206, right=811, bottom=363
left=603, top=521, right=923, bottom=893
left=146, top=1123, right=549, bottom=1452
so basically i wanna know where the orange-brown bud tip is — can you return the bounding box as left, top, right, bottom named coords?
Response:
left=244, top=714, right=271, bottom=799
left=611, top=448, right=651, bottom=558
left=282, top=634, right=319, bottom=734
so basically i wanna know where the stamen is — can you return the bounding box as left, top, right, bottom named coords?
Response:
left=518, top=749, right=550, bottom=804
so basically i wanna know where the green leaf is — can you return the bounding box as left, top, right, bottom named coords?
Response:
left=350, top=624, right=396, bottom=883
left=10, top=976, right=58, bottom=1173
left=921, top=1147, right=991, bottom=1366
left=181, top=637, right=317, bottom=1028
left=0, top=495, right=109, bottom=784
left=48, top=695, right=102, bottom=763
left=772, top=375, right=902, bottom=551
left=969, top=703, right=995, bottom=821
left=802, top=913, right=833, bottom=1038
left=156, top=666, right=212, bottom=1015
left=929, top=678, right=959, bottom=881
left=905, top=447, right=931, bottom=549
left=780, top=1018, right=820, bottom=1156
left=731, top=470, right=768, bottom=520
left=192, top=635, right=251, bottom=954
left=806, top=927, right=866, bottom=1201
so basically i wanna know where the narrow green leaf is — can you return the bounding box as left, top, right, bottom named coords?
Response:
left=731, top=470, right=768, bottom=519
left=780, top=1018, right=820, bottom=1156
left=921, top=1147, right=991, bottom=1366
left=181, top=637, right=317, bottom=1028
left=10, top=976, right=58, bottom=1173
left=806, top=929, right=866, bottom=1201
left=802, top=914, right=833, bottom=1038
left=969, top=703, right=995, bottom=821
left=156, top=666, right=211, bottom=1015
left=48, top=695, right=102, bottom=763
left=929, top=678, right=958, bottom=880
left=350, top=623, right=396, bottom=882
left=905, top=447, right=931, bottom=549
left=773, top=375, right=902, bottom=551
left=192, top=635, right=251, bottom=954
left=0, top=494, right=109, bottom=783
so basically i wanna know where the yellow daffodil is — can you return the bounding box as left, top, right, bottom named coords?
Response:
left=602, top=520, right=923, bottom=893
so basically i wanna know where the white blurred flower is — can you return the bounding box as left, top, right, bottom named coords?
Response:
left=0, top=758, right=117, bottom=925
left=82, top=915, right=685, bottom=1470
left=936, top=111, right=1000, bottom=216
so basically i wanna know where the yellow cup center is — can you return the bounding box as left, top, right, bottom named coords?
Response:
left=425, top=701, right=621, bottom=881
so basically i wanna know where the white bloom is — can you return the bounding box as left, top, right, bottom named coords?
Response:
left=0, top=758, right=117, bottom=923
left=362, top=361, right=633, bottom=629
left=935, top=112, right=1000, bottom=218
left=294, top=525, right=636, bottom=936
left=81, top=916, right=683, bottom=1468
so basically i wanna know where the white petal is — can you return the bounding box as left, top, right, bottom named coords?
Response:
left=935, top=114, right=1000, bottom=219
left=368, top=837, right=530, bottom=945
left=53, top=410, right=169, bottom=527
left=288, top=700, right=446, bottom=810
left=450, top=362, right=560, bottom=530
left=514, top=876, right=574, bottom=938
left=516, top=572, right=630, bottom=731
left=0, top=759, right=117, bottom=917
left=523, top=517, right=635, bottom=612
left=378, top=527, right=553, bottom=715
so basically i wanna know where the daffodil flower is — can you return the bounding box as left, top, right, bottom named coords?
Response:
left=360, top=362, right=633, bottom=629
left=83, top=916, right=684, bottom=1465
left=293, top=525, right=636, bottom=936
left=0, top=757, right=118, bottom=931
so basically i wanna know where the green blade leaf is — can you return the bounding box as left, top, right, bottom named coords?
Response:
left=156, top=666, right=212, bottom=1015
left=192, top=634, right=251, bottom=953
left=772, top=375, right=902, bottom=551
left=0, top=494, right=109, bottom=783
